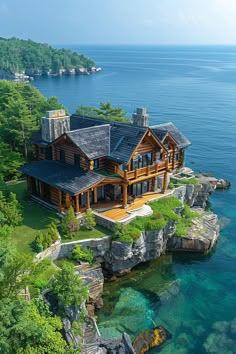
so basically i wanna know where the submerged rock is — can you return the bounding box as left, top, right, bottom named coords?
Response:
left=132, top=325, right=172, bottom=354
left=158, top=279, right=181, bottom=303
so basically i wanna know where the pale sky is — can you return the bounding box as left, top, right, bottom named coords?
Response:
left=1, top=0, right=236, bottom=45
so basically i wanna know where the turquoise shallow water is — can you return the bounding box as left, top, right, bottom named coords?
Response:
left=33, top=45, right=236, bottom=353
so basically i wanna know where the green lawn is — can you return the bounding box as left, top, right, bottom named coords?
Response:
left=8, top=181, right=110, bottom=253
left=61, top=225, right=110, bottom=243
left=8, top=181, right=59, bottom=255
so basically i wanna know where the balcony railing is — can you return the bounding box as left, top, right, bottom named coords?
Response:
left=115, top=160, right=167, bottom=180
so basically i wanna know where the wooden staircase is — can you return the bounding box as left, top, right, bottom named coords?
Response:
left=81, top=317, right=100, bottom=354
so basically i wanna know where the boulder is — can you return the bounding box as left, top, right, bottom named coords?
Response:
left=133, top=325, right=172, bottom=354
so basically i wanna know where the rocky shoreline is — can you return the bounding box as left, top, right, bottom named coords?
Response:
left=57, top=175, right=225, bottom=353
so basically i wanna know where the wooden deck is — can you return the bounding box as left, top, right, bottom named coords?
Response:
left=94, top=190, right=172, bottom=221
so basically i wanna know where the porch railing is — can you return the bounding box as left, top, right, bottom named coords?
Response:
left=115, top=160, right=167, bottom=180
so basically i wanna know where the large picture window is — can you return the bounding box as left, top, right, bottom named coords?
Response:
left=132, top=152, right=153, bottom=170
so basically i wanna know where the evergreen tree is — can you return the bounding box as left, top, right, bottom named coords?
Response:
left=61, top=206, right=80, bottom=238
left=51, top=261, right=88, bottom=309
left=84, top=208, right=96, bottom=230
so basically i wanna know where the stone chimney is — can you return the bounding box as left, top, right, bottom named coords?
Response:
left=132, top=107, right=149, bottom=127
left=41, top=109, right=70, bottom=143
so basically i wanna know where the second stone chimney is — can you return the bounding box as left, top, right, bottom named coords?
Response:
left=132, top=107, right=149, bottom=127
left=41, top=109, right=70, bottom=143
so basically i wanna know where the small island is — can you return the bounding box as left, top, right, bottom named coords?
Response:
left=0, top=37, right=101, bottom=82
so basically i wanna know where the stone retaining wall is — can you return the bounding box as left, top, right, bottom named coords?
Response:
left=36, top=236, right=111, bottom=262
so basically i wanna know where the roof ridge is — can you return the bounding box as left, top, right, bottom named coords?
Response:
left=66, top=124, right=110, bottom=134
left=150, top=122, right=174, bottom=128
left=72, top=114, right=147, bottom=131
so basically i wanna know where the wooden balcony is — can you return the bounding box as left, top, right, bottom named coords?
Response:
left=115, top=161, right=167, bottom=181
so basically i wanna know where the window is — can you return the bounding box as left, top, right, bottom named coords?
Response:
left=132, top=152, right=153, bottom=170
left=60, top=150, right=65, bottom=163
left=94, top=158, right=99, bottom=169
left=40, top=147, right=45, bottom=154
left=74, top=154, right=80, bottom=167
left=175, top=153, right=179, bottom=161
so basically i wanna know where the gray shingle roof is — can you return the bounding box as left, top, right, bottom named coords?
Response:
left=151, top=123, right=191, bottom=148
left=70, top=115, right=146, bottom=164
left=20, top=160, right=105, bottom=195
left=66, top=124, right=110, bottom=159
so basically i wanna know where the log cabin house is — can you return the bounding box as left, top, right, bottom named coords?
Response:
left=20, top=108, right=191, bottom=213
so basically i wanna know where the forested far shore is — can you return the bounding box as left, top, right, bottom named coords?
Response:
left=0, top=37, right=96, bottom=77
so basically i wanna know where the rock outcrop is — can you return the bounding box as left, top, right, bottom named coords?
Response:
left=104, top=221, right=176, bottom=274
left=167, top=209, right=219, bottom=253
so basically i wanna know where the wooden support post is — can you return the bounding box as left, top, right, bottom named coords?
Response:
left=58, top=190, right=62, bottom=211
left=152, top=177, right=156, bottom=192
left=39, top=181, right=44, bottom=199
left=75, top=194, right=80, bottom=213
left=65, top=193, right=70, bottom=208
left=165, top=159, right=169, bottom=171
left=27, top=176, right=33, bottom=193
left=172, top=149, right=175, bottom=170
left=146, top=165, right=150, bottom=175
left=155, top=163, right=158, bottom=173
left=86, top=190, right=90, bottom=209
left=163, top=172, right=168, bottom=193
left=124, top=170, right=128, bottom=181
left=93, top=187, right=98, bottom=204
left=135, top=168, right=138, bottom=179
left=122, top=184, right=128, bottom=208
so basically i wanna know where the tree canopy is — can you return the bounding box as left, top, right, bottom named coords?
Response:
left=76, top=102, right=130, bottom=123
left=0, top=80, right=65, bottom=180
left=0, top=37, right=96, bottom=75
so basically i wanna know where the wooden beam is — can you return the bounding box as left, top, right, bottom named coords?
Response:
left=122, top=183, right=128, bottom=208
left=86, top=190, right=90, bottom=209
left=75, top=194, right=80, bottom=213
left=93, top=187, right=98, bottom=203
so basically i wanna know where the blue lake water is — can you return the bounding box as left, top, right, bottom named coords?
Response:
left=33, top=45, right=236, bottom=353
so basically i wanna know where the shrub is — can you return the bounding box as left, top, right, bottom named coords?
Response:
left=183, top=204, right=198, bottom=219
left=172, top=177, right=199, bottom=186
left=175, top=220, right=188, bottom=237
left=48, top=222, right=59, bottom=242
left=61, top=206, right=80, bottom=238
left=32, top=231, right=45, bottom=253
left=84, top=209, right=96, bottom=229
left=112, top=222, right=134, bottom=243
left=113, top=222, right=127, bottom=240
left=144, top=218, right=167, bottom=231
left=168, top=182, right=175, bottom=189
left=118, top=233, right=133, bottom=243
left=126, top=226, right=141, bottom=241
left=72, top=245, right=94, bottom=264
left=152, top=213, right=163, bottom=220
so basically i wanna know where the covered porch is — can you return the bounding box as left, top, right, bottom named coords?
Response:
left=92, top=189, right=173, bottom=221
